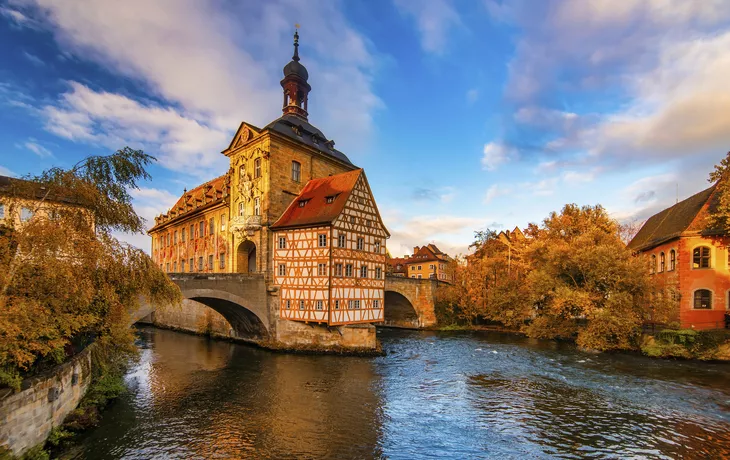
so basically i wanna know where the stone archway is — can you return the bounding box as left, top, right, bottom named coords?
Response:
left=383, top=291, right=420, bottom=328
left=237, top=240, right=257, bottom=273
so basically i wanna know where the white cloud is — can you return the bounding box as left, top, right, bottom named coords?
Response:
left=483, top=184, right=511, bottom=204
left=22, top=51, right=44, bottom=66
left=394, top=0, right=462, bottom=55
left=1, top=6, right=30, bottom=25
left=22, top=140, right=53, bottom=158
left=14, top=0, right=382, bottom=165
left=482, top=142, right=515, bottom=171
left=42, top=82, right=230, bottom=176
left=0, top=166, right=18, bottom=177
left=561, top=170, right=595, bottom=184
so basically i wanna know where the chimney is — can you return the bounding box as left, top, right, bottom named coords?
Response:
left=413, top=246, right=419, bottom=255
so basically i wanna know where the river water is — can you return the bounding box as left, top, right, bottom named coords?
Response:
left=65, top=327, right=730, bottom=459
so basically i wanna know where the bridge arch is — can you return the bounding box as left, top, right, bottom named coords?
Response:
left=383, top=291, right=419, bottom=328
left=181, top=288, right=269, bottom=339
left=382, top=276, right=440, bottom=329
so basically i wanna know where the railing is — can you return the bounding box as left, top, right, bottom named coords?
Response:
left=230, top=215, right=262, bottom=230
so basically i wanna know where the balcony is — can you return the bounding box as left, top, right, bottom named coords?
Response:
left=230, top=215, right=262, bottom=234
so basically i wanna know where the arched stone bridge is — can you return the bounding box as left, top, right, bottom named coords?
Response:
left=134, top=274, right=441, bottom=343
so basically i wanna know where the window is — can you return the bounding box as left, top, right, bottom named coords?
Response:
left=360, top=265, right=368, bottom=278
left=173, top=262, right=177, bottom=272
left=318, top=234, right=327, bottom=247
left=345, top=264, right=353, bottom=277
left=693, top=246, right=711, bottom=269
left=366, top=219, right=371, bottom=227
left=299, top=300, right=305, bottom=310
left=650, top=254, right=656, bottom=274
left=219, top=253, right=225, bottom=269
left=334, top=300, right=340, bottom=310
left=166, top=263, right=170, bottom=272
left=208, top=255, right=214, bottom=270
left=375, top=241, right=381, bottom=253
left=189, top=224, right=194, bottom=240
left=254, top=158, right=261, bottom=178
left=316, top=300, right=323, bottom=311
left=278, top=264, right=286, bottom=276
left=221, top=214, right=226, bottom=231
left=410, top=266, right=415, bottom=271
left=417, top=274, right=422, bottom=279
left=278, top=237, right=286, bottom=249
left=20, top=207, right=33, bottom=222
left=338, top=233, right=346, bottom=247
left=181, top=260, right=186, bottom=272
left=411, top=275, right=416, bottom=278
left=286, top=300, right=291, bottom=310
left=0, top=203, right=4, bottom=219
left=429, top=264, right=435, bottom=270
left=417, top=265, right=422, bottom=270
left=209, top=218, right=215, bottom=236
left=350, top=216, right=355, bottom=224
left=348, top=300, right=360, bottom=310
left=318, top=263, right=327, bottom=276
left=181, top=228, right=185, bottom=242
left=239, top=202, right=245, bottom=217
left=298, top=200, right=307, bottom=208
left=373, top=299, right=380, bottom=309
left=189, top=258, right=193, bottom=272
left=198, top=257, right=203, bottom=271
left=254, top=197, right=260, bottom=216
left=694, top=289, right=712, bottom=309
left=659, top=253, right=665, bottom=272
left=357, top=237, right=364, bottom=250
left=174, top=231, right=178, bottom=245
left=199, top=221, right=205, bottom=238
left=326, top=195, right=335, bottom=204
left=335, top=264, right=343, bottom=277
left=354, top=300, right=361, bottom=309
left=375, top=267, right=382, bottom=279
left=291, top=161, right=301, bottom=182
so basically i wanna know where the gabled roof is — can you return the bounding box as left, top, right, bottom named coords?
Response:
left=628, top=184, right=716, bottom=251
left=0, top=175, right=84, bottom=206
left=271, top=169, right=363, bottom=230
left=404, top=244, right=452, bottom=264
left=149, top=174, right=229, bottom=233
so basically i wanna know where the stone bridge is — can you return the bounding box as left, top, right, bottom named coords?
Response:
left=134, top=273, right=441, bottom=348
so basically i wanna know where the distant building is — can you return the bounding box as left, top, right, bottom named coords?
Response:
left=388, top=244, right=454, bottom=282
left=0, top=175, right=83, bottom=229
left=628, top=184, right=730, bottom=330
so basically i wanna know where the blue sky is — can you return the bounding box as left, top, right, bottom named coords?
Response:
left=1, top=0, right=730, bottom=256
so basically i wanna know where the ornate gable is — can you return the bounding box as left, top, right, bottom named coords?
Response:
left=221, top=122, right=262, bottom=156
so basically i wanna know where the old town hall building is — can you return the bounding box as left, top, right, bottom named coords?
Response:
left=149, top=31, right=388, bottom=326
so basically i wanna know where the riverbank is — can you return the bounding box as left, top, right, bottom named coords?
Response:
left=436, top=323, right=730, bottom=362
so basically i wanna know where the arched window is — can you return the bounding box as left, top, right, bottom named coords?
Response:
left=659, top=252, right=665, bottom=273
left=650, top=254, right=656, bottom=274
left=669, top=249, right=676, bottom=271
left=693, top=289, right=712, bottom=309
left=693, top=246, right=711, bottom=269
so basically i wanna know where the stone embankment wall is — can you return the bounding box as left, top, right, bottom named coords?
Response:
left=274, top=319, right=377, bottom=351
left=138, top=299, right=233, bottom=338
left=0, top=346, right=92, bottom=457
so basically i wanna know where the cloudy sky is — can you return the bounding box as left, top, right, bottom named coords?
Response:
left=1, top=0, right=729, bottom=256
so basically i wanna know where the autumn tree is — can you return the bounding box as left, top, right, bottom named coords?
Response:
left=524, top=204, right=652, bottom=351
left=0, top=148, right=180, bottom=390
left=707, top=151, right=730, bottom=232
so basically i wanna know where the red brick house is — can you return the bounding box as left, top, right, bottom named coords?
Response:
left=628, top=184, right=730, bottom=330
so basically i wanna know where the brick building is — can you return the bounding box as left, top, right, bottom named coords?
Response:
left=628, top=184, right=730, bottom=330
left=148, top=31, right=389, bottom=327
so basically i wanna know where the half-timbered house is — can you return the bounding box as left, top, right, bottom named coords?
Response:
left=271, top=169, right=389, bottom=325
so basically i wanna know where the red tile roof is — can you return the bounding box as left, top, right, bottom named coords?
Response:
left=149, top=174, right=229, bottom=232
left=271, top=169, right=363, bottom=230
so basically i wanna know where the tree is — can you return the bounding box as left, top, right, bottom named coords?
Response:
left=0, top=148, right=180, bottom=390
left=707, top=151, right=730, bottom=232
left=524, top=204, right=652, bottom=351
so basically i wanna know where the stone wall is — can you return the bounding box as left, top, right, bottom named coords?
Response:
left=0, top=346, right=92, bottom=457
left=138, top=299, right=233, bottom=338
left=274, top=319, right=377, bottom=351
left=384, top=277, right=440, bottom=328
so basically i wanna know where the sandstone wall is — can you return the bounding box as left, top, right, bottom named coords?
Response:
left=138, top=299, right=233, bottom=338
left=0, top=346, right=92, bottom=457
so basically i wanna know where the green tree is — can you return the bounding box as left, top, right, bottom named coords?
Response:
left=0, top=148, right=180, bottom=390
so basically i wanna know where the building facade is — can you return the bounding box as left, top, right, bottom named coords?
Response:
left=149, top=31, right=389, bottom=328
left=628, top=184, right=730, bottom=330
left=272, top=169, right=389, bottom=325
left=388, top=244, right=453, bottom=282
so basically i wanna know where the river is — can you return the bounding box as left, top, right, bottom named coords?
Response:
left=63, top=326, right=730, bottom=459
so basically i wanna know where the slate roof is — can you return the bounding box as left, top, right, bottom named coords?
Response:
left=264, top=114, right=354, bottom=166
left=627, top=184, right=716, bottom=251
left=149, top=174, right=229, bottom=232
left=271, top=169, right=363, bottom=230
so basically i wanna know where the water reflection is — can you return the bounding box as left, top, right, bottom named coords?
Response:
left=69, top=328, right=730, bottom=459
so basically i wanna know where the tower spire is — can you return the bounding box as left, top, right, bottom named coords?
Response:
left=281, top=26, right=311, bottom=120
left=293, top=27, right=300, bottom=62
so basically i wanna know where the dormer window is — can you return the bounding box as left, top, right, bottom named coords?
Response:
left=326, top=195, right=338, bottom=204
left=298, top=199, right=310, bottom=208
